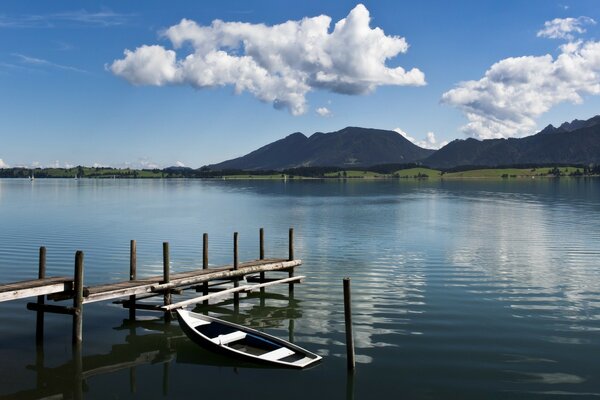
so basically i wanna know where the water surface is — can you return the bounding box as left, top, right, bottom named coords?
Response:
left=0, top=178, right=599, bottom=399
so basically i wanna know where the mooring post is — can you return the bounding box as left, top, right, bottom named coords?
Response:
left=129, top=240, right=137, bottom=321
left=73, top=251, right=84, bottom=345
left=202, top=233, right=209, bottom=304
left=288, top=227, right=295, bottom=296
left=233, top=232, right=239, bottom=305
left=343, top=277, right=355, bottom=370
left=259, top=228, right=265, bottom=294
left=36, top=246, right=46, bottom=345
left=163, top=242, right=171, bottom=308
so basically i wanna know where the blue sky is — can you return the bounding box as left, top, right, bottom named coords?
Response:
left=1, top=0, right=600, bottom=168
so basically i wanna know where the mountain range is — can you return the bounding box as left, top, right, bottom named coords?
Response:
left=210, top=115, right=600, bottom=171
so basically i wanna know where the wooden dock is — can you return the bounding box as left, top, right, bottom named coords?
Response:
left=0, top=228, right=302, bottom=345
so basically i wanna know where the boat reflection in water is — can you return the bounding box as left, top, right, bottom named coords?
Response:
left=5, top=291, right=305, bottom=399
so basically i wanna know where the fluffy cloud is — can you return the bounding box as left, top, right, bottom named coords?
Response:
left=109, top=4, right=425, bottom=115
left=393, top=128, right=447, bottom=149
left=537, top=16, right=596, bottom=40
left=442, top=39, right=600, bottom=139
left=316, top=107, right=331, bottom=117
left=0, top=159, right=8, bottom=168
left=175, top=161, right=186, bottom=167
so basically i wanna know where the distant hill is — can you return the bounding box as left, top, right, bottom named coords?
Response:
left=210, top=127, right=435, bottom=170
left=424, top=115, right=600, bottom=169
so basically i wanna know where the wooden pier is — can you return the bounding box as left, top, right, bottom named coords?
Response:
left=0, top=228, right=302, bottom=345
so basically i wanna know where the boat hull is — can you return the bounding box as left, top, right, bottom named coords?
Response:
left=176, top=309, right=321, bottom=369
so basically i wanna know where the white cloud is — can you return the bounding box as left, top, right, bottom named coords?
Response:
left=393, top=128, right=446, bottom=149
left=175, top=161, right=186, bottom=167
left=537, top=16, right=596, bottom=40
left=0, top=159, right=8, bottom=168
left=109, top=4, right=425, bottom=115
left=441, top=40, right=600, bottom=139
left=316, top=107, right=331, bottom=117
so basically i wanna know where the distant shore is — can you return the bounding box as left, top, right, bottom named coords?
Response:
left=1, top=165, right=598, bottom=180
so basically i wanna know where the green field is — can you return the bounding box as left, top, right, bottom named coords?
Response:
left=443, top=166, right=579, bottom=178
left=323, top=170, right=388, bottom=178
left=394, top=168, right=441, bottom=178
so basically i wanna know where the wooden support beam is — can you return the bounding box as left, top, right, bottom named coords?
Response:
left=259, top=228, right=265, bottom=294
left=243, top=276, right=304, bottom=292
left=129, top=240, right=137, bottom=321
left=162, top=242, right=171, bottom=308
left=233, top=232, right=239, bottom=305
left=289, top=228, right=295, bottom=296
left=72, top=251, right=84, bottom=345
left=202, top=233, right=208, bottom=304
left=120, top=303, right=165, bottom=311
left=27, top=302, right=78, bottom=316
left=162, top=275, right=305, bottom=311
left=36, top=246, right=46, bottom=345
left=343, top=277, right=355, bottom=370
left=162, top=285, right=249, bottom=311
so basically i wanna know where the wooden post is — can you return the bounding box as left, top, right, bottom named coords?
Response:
left=202, top=233, right=209, bottom=304
left=343, top=278, right=355, bottom=370
left=72, top=251, right=84, bottom=345
left=73, top=340, right=83, bottom=400
left=259, top=228, right=265, bottom=294
left=288, top=227, right=294, bottom=261
left=163, top=242, right=171, bottom=308
left=36, top=246, right=46, bottom=345
left=233, top=232, right=239, bottom=305
left=259, top=228, right=265, bottom=260
left=129, top=240, right=137, bottom=321
left=288, top=228, right=295, bottom=295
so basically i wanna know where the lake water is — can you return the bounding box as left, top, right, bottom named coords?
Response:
left=1, top=178, right=600, bottom=399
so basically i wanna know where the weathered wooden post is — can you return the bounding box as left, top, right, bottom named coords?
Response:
left=129, top=240, right=137, bottom=320
left=202, top=233, right=209, bottom=304
left=288, top=228, right=295, bottom=296
left=36, top=246, right=46, bottom=345
left=259, top=228, right=265, bottom=294
left=233, top=232, right=239, bottom=305
left=343, top=278, right=355, bottom=370
left=163, top=242, right=171, bottom=308
left=73, top=251, right=84, bottom=345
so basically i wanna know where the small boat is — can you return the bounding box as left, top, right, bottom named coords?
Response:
left=176, top=309, right=322, bottom=369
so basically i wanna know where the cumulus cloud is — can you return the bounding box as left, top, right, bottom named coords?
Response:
left=537, top=16, right=596, bottom=40
left=109, top=4, right=425, bottom=115
left=175, top=161, right=186, bottom=167
left=442, top=39, right=600, bottom=139
left=0, top=159, right=8, bottom=168
left=393, top=128, right=447, bottom=149
left=316, top=107, right=331, bottom=117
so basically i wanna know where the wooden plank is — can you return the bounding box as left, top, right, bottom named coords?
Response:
left=243, top=276, right=304, bottom=292
left=0, top=276, right=72, bottom=293
left=83, top=282, right=156, bottom=304
left=0, top=279, right=73, bottom=302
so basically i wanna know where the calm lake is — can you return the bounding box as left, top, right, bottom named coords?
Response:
left=1, top=178, right=600, bottom=399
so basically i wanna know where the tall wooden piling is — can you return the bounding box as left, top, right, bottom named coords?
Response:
left=343, top=277, right=355, bottom=370
left=162, top=242, right=171, bottom=308
left=72, top=251, right=84, bottom=345
left=233, top=232, right=239, bottom=305
left=259, top=228, right=265, bottom=294
left=202, top=233, right=209, bottom=304
left=129, top=240, right=137, bottom=320
left=288, top=228, right=295, bottom=296
left=36, top=246, right=46, bottom=345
